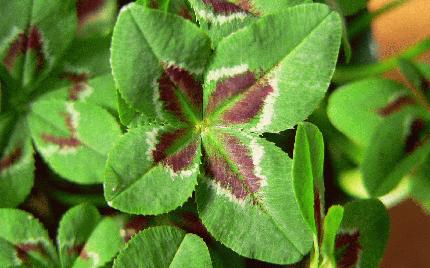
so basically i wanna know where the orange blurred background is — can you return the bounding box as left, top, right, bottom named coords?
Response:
left=368, top=0, right=430, bottom=267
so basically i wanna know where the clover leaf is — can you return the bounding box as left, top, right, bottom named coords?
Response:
left=0, top=0, right=120, bottom=207
left=107, top=3, right=341, bottom=264
left=0, top=205, right=128, bottom=268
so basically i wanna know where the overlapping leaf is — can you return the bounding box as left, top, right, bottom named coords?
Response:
left=113, top=226, right=212, bottom=268
left=0, top=209, right=58, bottom=267
left=0, top=0, right=119, bottom=207
left=0, top=205, right=130, bottom=268
left=57, top=204, right=127, bottom=268
left=0, top=0, right=77, bottom=87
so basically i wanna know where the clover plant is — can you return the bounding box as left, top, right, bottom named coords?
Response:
left=1, top=0, right=427, bottom=267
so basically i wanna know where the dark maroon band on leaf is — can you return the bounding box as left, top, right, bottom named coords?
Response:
left=205, top=134, right=262, bottom=200
left=336, top=232, right=361, bottom=268
left=153, top=129, right=187, bottom=163
left=27, top=26, right=45, bottom=71
left=174, top=212, right=212, bottom=243
left=62, top=72, right=90, bottom=101
left=3, top=33, right=26, bottom=72
left=405, top=118, right=429, bottom=154
left=179, top=6, right=193, bottom=20
left=202, top=0, right=246, bottom=15
left=79, top=248, right=90, bottom=260
left=222, top=83, right=273, bottom=124
left=159, top=71, right=187, bottom=121
left=76, top=0, right=104, bottom=25
left=15, top=242, right=47, bottom=262
left=377, top=96, right=416, bottom=116
left=3, top=26, right=45, bottom=73
left=314, top=190, right=323, bottom=243
left=152, top=129, right=199, bottom=172
left=206, top=156, right=248, bottom=199
left=0, top=147, right=22, bottom=172
left=206, top=71, right=256, bottom=114
left=42, top=113, right=81, bottom=149
left=67, top=243, right=84, bottom=257
left=165, top=65, right=202, bottom=111
left=122, top=216, right=150, bottom=242
left=236, top=0, right=255, bottom=13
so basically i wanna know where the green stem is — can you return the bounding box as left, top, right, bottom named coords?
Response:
left=49, top=189, right=107, bottom=207
left=348, top=0, right=407, bottom=39
left=332, top=37, right=430, bottom=83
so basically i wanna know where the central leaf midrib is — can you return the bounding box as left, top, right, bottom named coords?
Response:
left=202, top=130, right=262, bottom=206
left=164, top=129, right=199, bottom=158
left=173, top=86, right=201, bottom=125
left=205, top=91, right=245, bottom=124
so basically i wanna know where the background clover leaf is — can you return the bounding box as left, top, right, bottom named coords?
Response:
left=0, top=0, right=120, bottom=206
left=0, top=205, right=128, bottom=268
left=113, top=226, right=212, bottom=268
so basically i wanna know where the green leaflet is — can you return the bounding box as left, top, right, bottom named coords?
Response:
left=111, top=4, right=211, bottom=120
left=292, top=122, right=325, bottom=236
left=104, top=125, right=201, bottom=215
left=58, top=204, right=126, bottom=268
left=0, top=0, right=77, bottom=88
left=113, top=226, right=212, bottom=268
left=320, top=205, right=344, bottom=268
left=0, top=208, right=58, bottom=267
left=0, top=117, right=34, bottom=208
left=337, top=199, right=389, bottom=268
left=197, top=129, right=313, bottom=264
left=203, top=3, right=341, bottom=133
left=28, top=99, right=121, bottom=184
left=328, top=78, right=415, bottom=147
